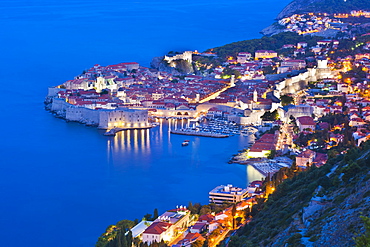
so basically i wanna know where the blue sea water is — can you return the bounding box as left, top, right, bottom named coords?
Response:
left=0, top=0, right=291, bottom=246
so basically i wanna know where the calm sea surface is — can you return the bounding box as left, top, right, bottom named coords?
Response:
left=0, top=0, right=291, bottom=246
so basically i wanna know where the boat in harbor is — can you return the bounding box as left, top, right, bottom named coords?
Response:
left=171, top=129, right=229, bottom=138
left=182, top=140, right=190, bottom=146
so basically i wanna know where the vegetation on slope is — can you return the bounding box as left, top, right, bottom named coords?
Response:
left=229, top=140, right=370, bottom=246
left=301, top=0, right=370, bottom=15
left=207, top=32, right=322, bottom=59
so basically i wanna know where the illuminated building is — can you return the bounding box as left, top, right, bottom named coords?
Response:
left=254, top=50, right=278, bottom=60
left=98, top=108, right=149, bottom=129
left=142, top=207, right=190, bottom=244
left=209, top=184, right=249, bottom=205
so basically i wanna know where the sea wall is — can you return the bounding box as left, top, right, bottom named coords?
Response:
left=51, top=97, right=69, bottom=116
left=66, top=106, right=100, bottom=125
left=47, top=87, right=65, bottom=97
left=48, top=97, right=149, bottom=128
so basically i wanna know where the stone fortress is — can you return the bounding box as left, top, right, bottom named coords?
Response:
left=164, top=51, right=193, bottom=67
left=49, top=97, right=150, bottom=129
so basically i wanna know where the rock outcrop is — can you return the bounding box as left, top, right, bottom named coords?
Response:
left=260, top=23, right=286, bottom=37
left=276, top=0, right=318, bottom=19
left=150, top=56, right=194, bottom=75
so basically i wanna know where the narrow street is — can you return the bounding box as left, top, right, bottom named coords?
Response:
left=209, top=229, right=230, bottom=247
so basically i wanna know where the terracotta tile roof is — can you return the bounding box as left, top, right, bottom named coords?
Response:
left=198, top=214, right=214, bottom=223
left=143, top=222, right=171, bottom=235
left=297, top=149, right=316, bottom=158
left=297, top=116, right=315, bottom=125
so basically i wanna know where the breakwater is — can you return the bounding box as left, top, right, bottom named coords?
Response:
left=104, top=126, right=153, bottom=136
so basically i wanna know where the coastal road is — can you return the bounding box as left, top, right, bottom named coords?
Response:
left=209, top=229, right=230, bottom=247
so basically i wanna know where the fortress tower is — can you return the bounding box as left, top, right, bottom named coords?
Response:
left=317, top=59, right=328, bottom=69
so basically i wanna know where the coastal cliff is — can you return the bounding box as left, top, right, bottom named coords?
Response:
left=260, top=23, right=286, bottom=37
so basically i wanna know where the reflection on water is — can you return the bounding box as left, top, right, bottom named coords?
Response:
left=246, top=164, right=264, bottom=183
left=107, top=119, right=192, bottom=169
left=106, top=119, right=265, bottom=186
left=111, top=129, right=152, bottom=154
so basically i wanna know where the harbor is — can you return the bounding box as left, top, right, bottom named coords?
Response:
left=168, top=118, right=259, bottom=138
left=170, top=130, right=229, bottom=138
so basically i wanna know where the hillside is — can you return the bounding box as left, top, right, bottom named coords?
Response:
left=277, top=0, right=370, bottom=19
left=208, top=32, right=322, bottom=59
left=229, top=141, right=370, bottom=246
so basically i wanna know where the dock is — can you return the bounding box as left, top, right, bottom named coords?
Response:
left=104, top=126, right=152, bottom=136
left=170, top=130, right=229, bottom=138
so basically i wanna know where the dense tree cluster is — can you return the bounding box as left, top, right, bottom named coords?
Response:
left=280, top=95, right=294, bottom=106
left=208, top=32, right=322, bottom=59
left=261, top=110, right=279, bottom=121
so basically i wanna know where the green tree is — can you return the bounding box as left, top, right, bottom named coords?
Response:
left=222, top=67, right=241, bottom=78
left=153, top=208, right=159, bottom=220
left=199, top=205, right=211, bottom=215
left=188, top=202, right=202, bottom=214
left=231, top=203, right=237, bottom=229
left=191, top=240, right=204, bottom=247
left=342, top=161, right=361, bottom=183
left=354, top=216, right=370, bottom=247
left=280, top=95, right=294, bottom=106
left=202, top=239, right=209, bottom=247
left=261, top=110, right=279, bottom=121
left=262, top=65, right=276, bottom=75
left=228, top=236, right=255, bottom=247
left=267, top=150, right=276, bottom=159
left=143, top=213, right=152, bottom=221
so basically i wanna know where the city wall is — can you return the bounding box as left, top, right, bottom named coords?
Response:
left=276, top=67, right=337, bottom=95
left=49, top=98, right=148, bottom=128
left=66, top=107, right=100, bottom=125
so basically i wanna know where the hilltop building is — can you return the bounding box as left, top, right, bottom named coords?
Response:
left=237, top=52, right=252, bottom=63
left=164, top=51, right=193, bottom=67
left=255, top=50, right=278, bottom=60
